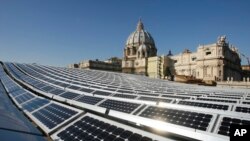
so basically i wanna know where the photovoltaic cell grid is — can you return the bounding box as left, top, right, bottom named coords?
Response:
left=178, top=101, right=229, bottom=110
left=139, top=106, right=213, bottom=131
left=99, top=99, right=140, bottom=114
left=138, top=96, right=172, bottom=103
left=50, top=88, right=65, bottom=95
left=22, top=98, right=50, bottom=112
left=76, top=95, right=104, bottom=105
left=15, top=92, right=35, bottom=104
left=216, top=117, right=250, bottom=136
left=242, top=101, right=250, bottom=105
left=9, top=89, right=26, bottom=97
left=235, top=106, right=250, bottom=114
left=93, top=90, right=112, bottom=96
left=60, top=91, right=81, bottom=99
left=55, top=115, right=154, bottom=141
left=196, top=97, right=237, bottom=103
left=32, top=103, right=78, bottom=129
left=113, top=94, right=137, bottom=99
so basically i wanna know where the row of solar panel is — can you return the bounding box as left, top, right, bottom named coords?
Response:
left=1, top=63, right=169, bottom=141
left=4, top=62, right=250, bottom=140
left=0, top=66, right=82, bottom=134
left=28, top=64, right=250, bottom=104
left=8, top=63, right=250, bottom=124
left=13, top=63, right=250, bottom=117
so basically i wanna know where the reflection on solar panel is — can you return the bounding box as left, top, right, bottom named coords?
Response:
left=140, top=106, right=213, bottom=131
left=75, top=95, right=103, bottom=105
left=178, top=101, right=229, bottom=110
left=99, top=99, right=140, bottom=114
left=216, top=116, right=250, bottom=136
left=32, top=103, right=78, bottom=129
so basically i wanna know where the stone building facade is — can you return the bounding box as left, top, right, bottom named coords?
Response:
left=147, top=55, right=175, bottom=79
left=170, top=36, right=242, bottom=81
left=69, top=58, right=122, bottom=72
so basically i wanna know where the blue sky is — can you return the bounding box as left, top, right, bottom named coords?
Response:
left=0, top=0, right=250, bottom=66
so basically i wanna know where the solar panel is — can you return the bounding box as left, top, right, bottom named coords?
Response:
left=161, top=95, right=191, bottom=99
left=93, top=90, right=112, bottom=96
left=22, top=98, right=50, bottom=112
left=137, top=92, right=159, bottom=97
left=67, top=85, right=81, bottom=90
left=216, top=116, right=250, bottom=136
left=57, top=82, right=70, bottom=88
left=49, top=88, right=65, bottom=95
left=32, top=103, right=78, bottom=129
left=34, top=83, right=47, bottom=89
left=75, top=95, right=104, bottom=105
left=41, top=85, right=55, bottom=92
left=113, top=94, right=137, bottom=99
left=9, top=89, right=26, bottom=97
left=51, top=114, right=165, bottom=141
left=78, top=87, right=94, bottom=93
left=138, top=96, right=172, bottom=103
left=117, top=89, right=133, bottom=94
left=235, top=106, right=250, bottom=113
left=177, top=100, right=229, bottom=110
left=99, top=99, right=140, bottom=114
left=242, top=101, right=250, bottom=105
left=15, top=92, right=35, bottom=104
left=139, top=106, right=213, bottom=131
left=60, top=91, right=81, bottom=99
left=196, top=97, right=237, bottom=103
left=207, top=95, right=241, bottom=99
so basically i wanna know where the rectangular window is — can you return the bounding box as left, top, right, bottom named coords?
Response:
left=206, top=52, right=211, bottom=55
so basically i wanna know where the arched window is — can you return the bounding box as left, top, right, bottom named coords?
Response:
left=142, top=51, right=145, bottom=58
left=127, top=49, right=130, bottom=55
left=133, top=47, right=136, bottom=55
left=137, top=51, right=140, bottom=58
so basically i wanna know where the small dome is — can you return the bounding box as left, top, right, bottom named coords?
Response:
left=126, top=19, right=155, bottom=46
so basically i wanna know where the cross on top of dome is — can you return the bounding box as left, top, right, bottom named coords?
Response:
left=136, top=18, right=144, bottom=31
